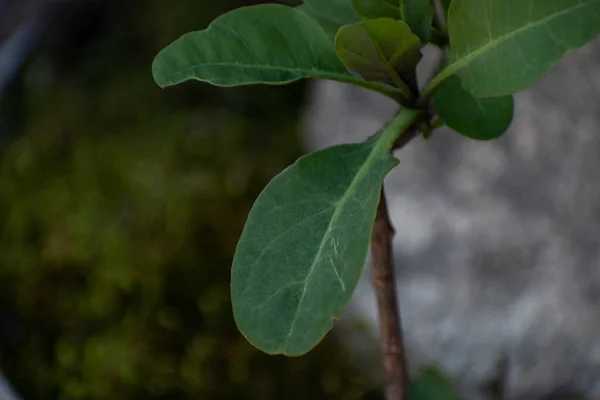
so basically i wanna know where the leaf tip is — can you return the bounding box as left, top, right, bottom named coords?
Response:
left=151, top=50, right=172, bottom=88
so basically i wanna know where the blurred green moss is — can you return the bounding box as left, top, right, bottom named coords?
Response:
left=0, top=0, right=381, bottom=399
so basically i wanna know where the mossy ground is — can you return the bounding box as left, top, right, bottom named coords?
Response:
left=0, top=0, right=381, bottom=398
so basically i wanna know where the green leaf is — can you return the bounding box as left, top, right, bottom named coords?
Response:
left=335, top=18, right=421, bottom=93
left=231, top=109, right=421, bottom=356
left=351, top=0, right=401, bottom=19
left=399, top=0, right=434, bottom=43
left=152, top=5, right=344, bottom=88
left=410, top=367, right=461, bottom=400
left=422, top=0, right=600, bottom=98
left=152, top=4, right=407, bottom=102
left=350, top=0, right=432, bottom=44
left=296, top=4, right=344, bottom=40
left=434, top=75, right=514, bottom=140
left=301, top=0, right=360, bottom=39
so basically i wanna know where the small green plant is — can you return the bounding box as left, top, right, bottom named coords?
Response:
left=152, top=0, right=600, bottom=398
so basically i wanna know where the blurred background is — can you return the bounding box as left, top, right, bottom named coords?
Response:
left=3, top=1, right=600, bottom=400
left=0, top=0, right=385, bottom=398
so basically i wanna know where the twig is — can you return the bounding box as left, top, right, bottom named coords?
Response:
left=370, top=121, right=428, bottom=399
left=393, top=123, right=421, bottom=150
left=371, top=186, right=409, bottom=400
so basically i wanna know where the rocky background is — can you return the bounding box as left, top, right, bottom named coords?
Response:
left=303, top=38, right=600, bottom=400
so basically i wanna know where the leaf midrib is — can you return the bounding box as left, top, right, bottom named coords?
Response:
left=279, top=137, right=389, bottom=353
left=184, top=61, right=345, bottom=76
left=167, top=61, right=404, bottom=101
left=426, top=0, right=595, bottom=96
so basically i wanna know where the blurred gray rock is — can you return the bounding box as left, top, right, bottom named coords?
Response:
left=301, top=39, right=600, bottom=400
left=0, top=370, right=21, bottom=400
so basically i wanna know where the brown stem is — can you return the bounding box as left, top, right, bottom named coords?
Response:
left=371, top=186, right=409, bottom=400
left=367, top=111, right=436, bottom=398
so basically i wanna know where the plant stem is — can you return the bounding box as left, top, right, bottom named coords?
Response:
left=334, top=75, right=412, bottom=105
left=371, top=186, right=409, bottom=400
left=370, top=114, right=428, bottom=399
left=393, top=123, right=421, bottom=150
left=417, top=64, right=453, bottom=105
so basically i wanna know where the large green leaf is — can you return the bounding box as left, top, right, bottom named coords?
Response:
left=434, top=75, right=514, bottom=140
left=422, top=0, right=600, bottom=98
left=231, top=109, right=421, bottom=356
left=152, top=5, right=343, bottom=87
left=152, top=5, right=405, bottom=101
left=400, top=0, right=434, bottom=43
left=335, top=18, right=421, bottom=93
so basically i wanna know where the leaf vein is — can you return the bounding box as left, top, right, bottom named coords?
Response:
left=280, top=142, right=389, bottom=352
left=450, top=1, right=594, bottom=75
left=244, top=207, right=334, bottom=277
